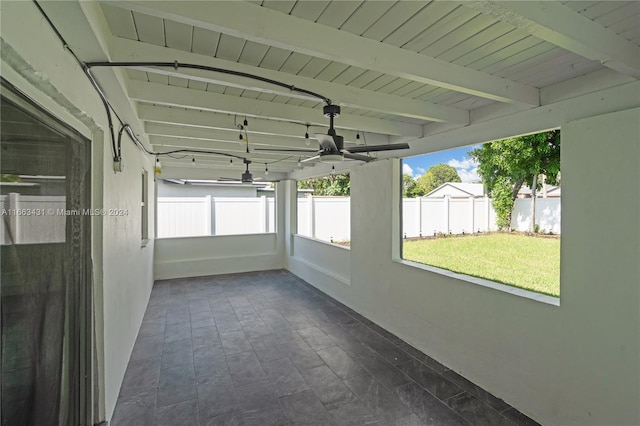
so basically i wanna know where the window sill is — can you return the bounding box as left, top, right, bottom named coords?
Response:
left=294, top=234, right=350, bottom=250
left=394, top=259, right=560, bottom=306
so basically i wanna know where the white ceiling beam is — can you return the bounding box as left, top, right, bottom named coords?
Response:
left=136, top=104, right=382, bottom=143
left=127, top=80, right=422, bottom=137
left=465, top=1, right=640, bottom=79
left=158, top=165, right=289, bottom=181
left=151, top=138, right=306, bottom=162
left=110, top=37, right=469, bottom=124
left=111, top=1, right=540, bottom=105
left=146, top=122, right=315, bottom=149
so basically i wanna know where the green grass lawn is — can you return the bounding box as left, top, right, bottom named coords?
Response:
left=403, top=233, right=560, bottom=297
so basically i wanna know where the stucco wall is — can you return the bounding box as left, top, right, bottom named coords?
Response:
left=287, top=107, right=639, bottom=425
left=1, top=2, right=155, bottom=420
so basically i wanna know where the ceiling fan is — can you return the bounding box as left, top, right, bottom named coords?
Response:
left=218, top=158, right=278, bottom=184
left=254, top=104, right=409, bottom=163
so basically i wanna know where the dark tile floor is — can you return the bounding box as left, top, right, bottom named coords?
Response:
left=112, top=270, right=539, bottom=426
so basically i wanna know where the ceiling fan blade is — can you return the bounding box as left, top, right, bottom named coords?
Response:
left=253, top=148, right=319, bottom=153
left=343, top=152, right=374, bottom=162
left=300, top=155, right=320, bottom=163
left=314, top=133, right=337, bottom=151
left=347, top=143, right=410, bottom=153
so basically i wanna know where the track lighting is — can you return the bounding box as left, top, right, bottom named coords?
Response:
left=305, top=125, right=310, bottom=146
left=265, top=164, right=269, bottom=176
left=243, top=117, right=248, bottom=126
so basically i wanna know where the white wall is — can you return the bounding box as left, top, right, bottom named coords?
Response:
left=1, top=2, right=156, bottom=421
left=286, top=107, right=639, bottom=425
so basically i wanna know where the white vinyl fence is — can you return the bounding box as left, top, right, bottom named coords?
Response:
left=157, top=196, right=275, bottom=238
left=297, top=196, right=350, bottom=242
left=1, top=193, right=66, bottom=245
left=297, top=195, right=561, bottom=242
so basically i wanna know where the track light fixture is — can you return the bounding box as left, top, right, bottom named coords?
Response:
left=265, top=164, right=269, bottom=176
left=305, top=124, right=310, bottom=146
left=243, top=117, right=248, bottom=127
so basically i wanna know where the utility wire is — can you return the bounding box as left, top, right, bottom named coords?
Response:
left=32, top=0, right=331, bottom=168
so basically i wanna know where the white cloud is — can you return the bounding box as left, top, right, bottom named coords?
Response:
left=416, top=167, right=426, bottom=175
left=402, top=163, right=414, bottom=177
left=447, top=157, right=480, bottom=182
left=458, top=167, right=480, bottom=183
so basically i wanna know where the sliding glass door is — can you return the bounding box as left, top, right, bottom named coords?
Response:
left=1, top=79, right=91, bottom=425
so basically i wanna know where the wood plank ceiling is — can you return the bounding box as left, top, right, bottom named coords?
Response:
left=95, top=0, right=639, bottom=177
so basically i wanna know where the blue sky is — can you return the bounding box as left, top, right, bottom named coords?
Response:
left=402, top=145, right=482, bottom=182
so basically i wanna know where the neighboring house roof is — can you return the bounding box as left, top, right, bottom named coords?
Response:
left=518, top=184, right=561, bottom=197
left=425, top=182, right=485, bottom=198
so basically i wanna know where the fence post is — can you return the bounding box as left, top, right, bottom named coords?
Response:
left=260, top=196, right=267, bottom=233
left=205, top=195, right=212, bottom=235
left=469, top=196, right=474, bottom=234
left=8, top=193, right=20, bottom=244
left=210, top=197, right=216, bottom=236
left=444, top=195, right=450, bottom=234
left=417, top=198, right=422, bottom=237
left=485, top=195, right=490, bottom=231
left=309, top=197, right=315, bottom=238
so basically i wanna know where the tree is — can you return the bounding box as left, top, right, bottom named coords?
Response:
left=298, top=173, right=350, bottom=196
left=468, top=130, right=561, bottom=231
left=402, top=173, right=426, bottom=198
left=416, top=164, right=461, bottom=194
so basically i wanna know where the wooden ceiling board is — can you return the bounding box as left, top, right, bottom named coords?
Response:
left=239, top=90, right=260, bottom=100
left=339, top=1, right=396, bottom=36
left=315, top=1, right=363, bottom=28
left=238, top=41, right=271, bottom=67
left=289, top=1, right=331, bottom=22
left=297, top=57, right=333, bottom=79
left=361, top=1, right=427, bottom=42
left=361, top=74, right=399, bottom=92
left=216, top=34, right=246, bottom=62
left=101, top=4, right=138, bottom=40
left=449, top=96, right=493, bottom=111
left=576, top=1, right=628, bottom=20
left=415, top=87, right=449, bottom=103
left=478, top=40, right=554, bottom=76
left=168, top=76, right=189, bottom=88
left=330, top=66, right=368, bottom=86
left=261, top=0, right=297, bottom=14
left=284, top=98, right=305, bottom=107
left=609, top=15, right=640, bottom=42
left=524, top=57, right=602, bottom=88
left=382, top=2, right=457, bottom=48
left=446, top=30, right=529, bottom=69
left=347, top=70, right=385, bottom=89
left=132, top=12, right=165, bottom=46
left=147, top=73, right=169, bottom=85
left=313, top=62, right=349, bottom=82
left=257, top=47, right=292, bottom=71
left=126, top=69, right=149, bottom=82
left=433, top=21, right=516, bottom=64
left=164, top=20, right=193, bottom=51
left=501, top=50, right=597, bottom=86
left=388, top=80, right=424, bottom=98
left=188, top=80, right=208, bottom=91
left=223, top=87, right=245, bottom=97
left=407, top=84, right=440, bottom=101
left=419, top=14, right=500, bottom=59
left=278, top=52, right=314, bottom=74
left=596, top=2, right=640, bottom=28
left=375, top=78, right=414, bottom=95
left=257, top=92, right=277, bottom=102
left=402, top=5, right=480, bottom=53
left=191, top=27, right=220, bottom=57
left=206, top=83, right=225, bottom=94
